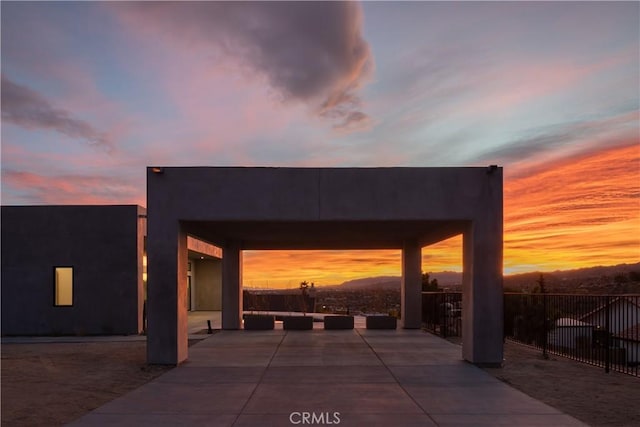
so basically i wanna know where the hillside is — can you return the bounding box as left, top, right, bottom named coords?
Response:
left=334, top=276, right=400, bottom=291
left=503, top=262, right=640, bottom=294
left=328, top=262, right=640, bottom=294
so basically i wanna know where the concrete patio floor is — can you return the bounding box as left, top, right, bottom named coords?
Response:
left=70, top=328, right=586, bottom=427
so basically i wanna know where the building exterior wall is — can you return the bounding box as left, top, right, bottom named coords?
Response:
left=1, top=205, right=145, bottom=335
left=582, top=299, right=639, bottom=334
left=548, top=326, right=594, bottom=350
left=194, top=259, right=222, bottom=310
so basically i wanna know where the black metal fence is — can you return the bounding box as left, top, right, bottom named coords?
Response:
left=243, top=290, right=317, bottom=313
left=504, top=293, right=639, bottom=376
left=423, top=292, right=640, bottom=376
left=422, top=292, right=462, bottom=338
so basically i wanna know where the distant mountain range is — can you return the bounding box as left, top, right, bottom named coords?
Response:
left=319, top=262, right=640, bottom=292
left=330, top=276, right=400, bottom=291
left=502, top=262, right=640, bottom=293
left=245, top=262, right=640, bottom=293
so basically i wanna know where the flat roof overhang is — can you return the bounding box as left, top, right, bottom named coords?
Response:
left=146, top=167, right=504, bottom=366
left=186, top=235, right=222, bottom=259
left=182, top=219, right=467, bottom=250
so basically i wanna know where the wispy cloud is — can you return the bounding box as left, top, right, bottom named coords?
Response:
left=242, top=235, right=465, bottom=289
left=478, top=111, right=639, bottom=171
left=504, top=143, right=640, bottom=273
left=243, top=249, right=400, bottom=288
left=1, top=169, right=140, bottom=205
left=1, top=75, right=114, bottom=152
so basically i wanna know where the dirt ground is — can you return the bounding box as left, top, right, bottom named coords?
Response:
left=1, top=341, right=172, bottom=426
left=1, top=339, right=638, bottom=426
left=482, top=341, right=640, bottom=427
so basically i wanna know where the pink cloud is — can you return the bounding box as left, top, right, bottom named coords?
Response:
left=452, top=51, right=633, bottom=120
left=1, top=170, right=143, bottom=206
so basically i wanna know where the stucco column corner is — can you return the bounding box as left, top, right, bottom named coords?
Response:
left=401, top=240, right=422, bottom=329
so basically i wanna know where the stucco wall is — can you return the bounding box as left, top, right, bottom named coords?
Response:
left=1, top=205, right=144, bottom=335
left=194, top=259, right=222, bottom=310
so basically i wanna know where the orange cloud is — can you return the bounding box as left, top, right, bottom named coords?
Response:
left=242, top=143, right=639, bottom=287
left=243, top=250, right=401, bottom=289
left=423, top=235, right=463, bottom=273
left=504, top=142, right=640, bottom=273
left=242, top=237, right=465, bottom=289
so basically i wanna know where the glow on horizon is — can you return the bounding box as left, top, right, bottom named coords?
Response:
left=243, top=249, right=401, bottom=289
left=243, top=143, right=639, bottom=288
left=242, top=235, right=464, bottom=289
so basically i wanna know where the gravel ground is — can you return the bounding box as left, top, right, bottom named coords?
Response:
left=1, top=338, right=638, bottom=426
left=482, top=341, right=640, bottom=427
left=1, top=341, right=171, bottom=426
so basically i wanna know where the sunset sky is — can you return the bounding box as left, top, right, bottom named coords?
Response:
left=2, top=2, right=639, bottom=288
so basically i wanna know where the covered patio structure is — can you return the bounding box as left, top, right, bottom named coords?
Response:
left=146, top=167, right=503, bottom=366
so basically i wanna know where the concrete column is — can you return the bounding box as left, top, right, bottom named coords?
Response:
left=401, top=240, right=422, bottom=328
left=147, top=222, right=188, bottom=365
left=462, top=217, right=503, bottom=366
left=222, top=241, right=243, bottom=329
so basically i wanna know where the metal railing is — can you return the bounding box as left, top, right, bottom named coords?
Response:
left=504, top=293, right=639, bottom=376
left=423, top=292, right=639, bottom=376
left=422, top=292, right=462, bottom=338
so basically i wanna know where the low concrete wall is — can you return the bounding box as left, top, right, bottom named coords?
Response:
left=366, top=315, right=398, bottom=330
left=283, top=316, right=314, bottom=330
left=243, top=314, right=275, bottom=330
left=324, top=315, right=354, bottom=330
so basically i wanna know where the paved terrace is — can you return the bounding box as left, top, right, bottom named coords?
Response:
left=71, top=325, right=585, bottom=427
